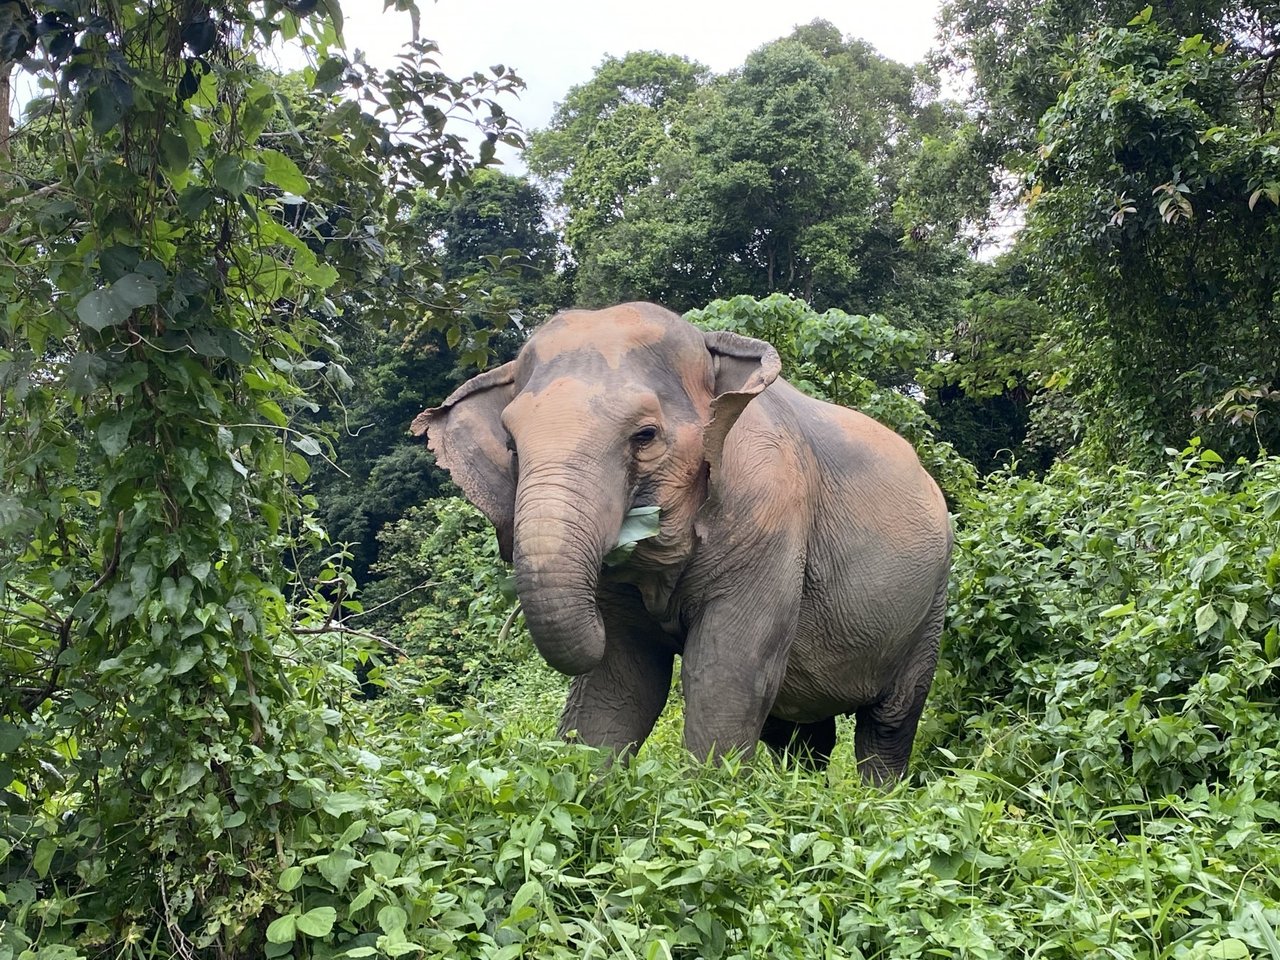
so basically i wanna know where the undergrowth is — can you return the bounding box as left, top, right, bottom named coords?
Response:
left=4, top=449, right=1279, bottom=958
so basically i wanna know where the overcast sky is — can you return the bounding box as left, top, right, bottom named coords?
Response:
left=333, top=0, right=948, bottom=166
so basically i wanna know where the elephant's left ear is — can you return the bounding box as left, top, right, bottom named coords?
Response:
left=411, top=361, right=519, bottom=560
left=702, top=330, right=781, bottom=474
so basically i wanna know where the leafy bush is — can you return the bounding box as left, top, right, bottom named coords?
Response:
left=367, top=498, right=529, bottom=706
left=923, top=446, right=1280, bottom=809
left=8, top=452, right=1280, bottom=958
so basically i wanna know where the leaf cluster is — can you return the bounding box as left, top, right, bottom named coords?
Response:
left=927, top=446, right=1280, bottom=806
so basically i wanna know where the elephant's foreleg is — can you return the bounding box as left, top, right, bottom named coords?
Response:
left=760, top=715, right=837, bottom=769
left=853, top=588, right=944, bottom=784
left=681, top=572, right=802, bottom=762
left=556, top=588, right=673, bottom=755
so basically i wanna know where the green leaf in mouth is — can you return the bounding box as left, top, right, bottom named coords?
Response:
left=603, top=506, right=662, bottom=567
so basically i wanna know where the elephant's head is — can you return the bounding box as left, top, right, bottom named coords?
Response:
left=412, top=303, right=779, bottom=676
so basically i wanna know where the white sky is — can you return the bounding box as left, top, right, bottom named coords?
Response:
left=335, top=0, right=948, bottom=165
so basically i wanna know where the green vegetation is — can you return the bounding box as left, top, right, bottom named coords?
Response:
left=1, top=0, right=1278, bottom=956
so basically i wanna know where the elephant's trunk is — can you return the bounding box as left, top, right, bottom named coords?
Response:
left=512, top=462, right=621, bottom=676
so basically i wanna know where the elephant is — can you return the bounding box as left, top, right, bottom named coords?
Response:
left=413, top=302, right=952, bottom=782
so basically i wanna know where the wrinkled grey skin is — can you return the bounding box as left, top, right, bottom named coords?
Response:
left=414, top=303, right=952, bottom=781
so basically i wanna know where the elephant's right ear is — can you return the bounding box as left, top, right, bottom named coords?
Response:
left=411, top=361, right=518, bottom=560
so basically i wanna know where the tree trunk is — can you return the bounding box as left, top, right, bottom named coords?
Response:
left=1, top=62, right=12, bottom=234
left=1, top=61, right=11, bottom=161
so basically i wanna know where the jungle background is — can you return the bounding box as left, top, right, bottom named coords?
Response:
left=1, top=0, right=1279, bottom=955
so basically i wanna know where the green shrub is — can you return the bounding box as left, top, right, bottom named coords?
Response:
left=103, top=668, right=1279, bottom=960
left=368, top=498, right=530, bottom=706
left=922, top=445, right=1280, bottom=810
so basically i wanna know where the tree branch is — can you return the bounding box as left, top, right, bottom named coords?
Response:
left=293, top=624, right=408, bottom=659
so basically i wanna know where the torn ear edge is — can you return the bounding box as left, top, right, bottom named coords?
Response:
left=702, top=330, right=781, bottom=477
left=411, top=360, right=519, bottom=560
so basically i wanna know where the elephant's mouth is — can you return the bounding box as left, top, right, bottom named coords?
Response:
left=602, top=505, right=662, bottom=568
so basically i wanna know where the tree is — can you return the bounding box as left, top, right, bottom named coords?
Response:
left=411, top=168, right=563, bottom=316
left=1024, top=11, right=1280, bottom=461
left=923, top=254, right=1060, bottom=473
left=530, top=27, right=978, bottom=340
left=308, top=170, right=562, bottom=586
left=0, top=1, right=522, bottom=952
left=526, top=49, right=707, bottom=199
left=935, top=0, right=1234, bottom=159
left=562, top=40, right=880, bottom=313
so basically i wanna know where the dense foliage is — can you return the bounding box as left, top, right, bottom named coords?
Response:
left=1025, top=12, right=1280, bottom=461
left=0, top=0, right=520, bottom=954
left=932, top=0, right=1280, bottom=463
left=30, top=447, right=1264, bottom=959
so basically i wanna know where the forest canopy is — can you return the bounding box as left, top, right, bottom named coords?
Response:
left=1, top=0, right=1278, bottom=957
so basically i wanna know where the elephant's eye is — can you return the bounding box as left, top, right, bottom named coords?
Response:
left=505, top=435, right=518, bottom=456
left=631, top=426, right=659, bottom=447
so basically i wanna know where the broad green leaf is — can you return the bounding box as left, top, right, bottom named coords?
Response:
left=511, top=879, right=542, bottom=912
left=321, top=791, right=367, bottom=815
left=213, top=156, right=266, bottom=196
left=377, top=905, right=408, bottom=936
left=33, top=838, right=56, bottom=878
left=1230, top=601, right=1249, bottom=630
left=1264, top=626, right=1279, bottom=661
left=171, top=644, right=203, bottom=676
left=265, top=913, right=297, bottom=944
left=112, top=273, right=158, bottom=309
left=87, top=79, right=132, bottom=135
left=1194, top=602, right=1218, bottom=635
left=1202, top=940, right=1250, bottom=959
left=261, top=149, right=309, bottom=194
left=317, top=855, right=363, bottom=890
left=604, top=506, right=661, bottom=567
left=381, top=942, right=425, bottom=958
left=97, top=413, right=133, bottom=458
left=76, top=289, right=126, bottom=331
left=349, top=881, right=378, bottom=913
left=174, top=761, right=205, bottom=794
left=295, top=906, right=337, bottom=937
left=0, top=722, right=25, bottom=753
left=1100, top=601, right=1135, bottom=619
left=159, top=128, right=192, bottom=173
left=336, top=818, right=368, bottom=848
left=177, top=186, right=214, bottom=219
left=161, top=576, right=193, bottom=615
left=293, top=435, right=322, bottom=456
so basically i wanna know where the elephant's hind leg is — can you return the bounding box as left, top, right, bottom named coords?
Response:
left=853, top=589, right=945, bottom=784
left=760, top=715, right=837, bottom=769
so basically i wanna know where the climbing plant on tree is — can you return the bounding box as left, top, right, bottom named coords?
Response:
left=0, top=0, right=520, bottom=953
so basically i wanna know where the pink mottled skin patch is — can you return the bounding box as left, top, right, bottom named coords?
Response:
left=531, top=305, right=669, bottom=370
